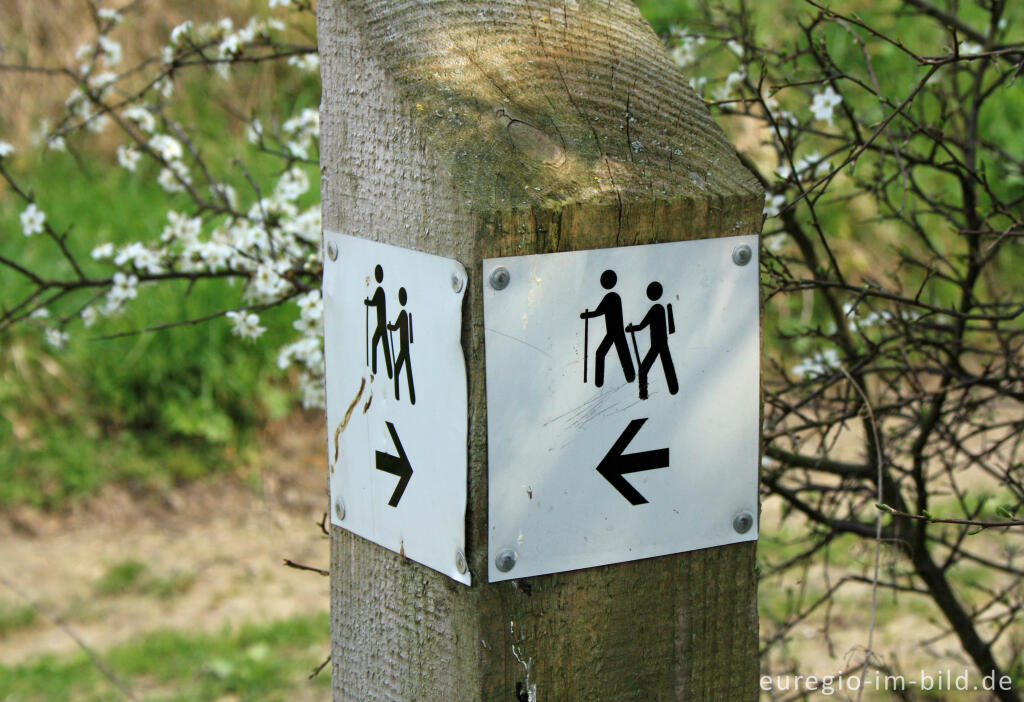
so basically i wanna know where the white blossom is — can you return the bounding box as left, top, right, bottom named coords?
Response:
left=86, top=114, right=110, bottom=134
left=292, top=289, right=323, bottom=335
left=123, top=105, right=157, bottom=133
left=669, top=27, right=705, bottom=68
left=170, top=21, right=193, bottom=46
left=958, top=41, right=982, bottom=55
left=284, top=140, right=308, bottom=158
left=45, top=328, right=69, bottom=350
left=774, top=110, right=798, bottom=139
left=792, top=348, right=840, bottom=377
left=117, top=144, right=141, bottom=171
left=149, top=134, right=184, bottom=161
left=220, top=34, right=241, bottom=58
left=810, top=85, right=842, bottom=125
left=157, top=160, right=191, bottom=192
left=844, top=302, right=892, bottom=332
left=189, top=240, right=234, bottom=272
left=269, top=0, right=294, bottom=8
left=777, top=152, right=829, bottom=183
left=162, top=211, right=202, bottom=244
left=88, top=72, right=118, bottom=93
left=211, top=183, right=238, bottom=209
left=0, top=141, right=12, bottom=158
left=105, top=272, right=139, bottom=315
left=763, top=193, right=786, bottom=218
left=299, top=373, right=325, bottom=409
left=81, top=306, right=99, bottom=328
left=91, top=242, right=115, bottom=260
left=287, top=53, right=320, bottom=72
left=282, top=108, right=319, bottom=142
left=225, top=310, right=266, bottom=340
left=281, top=206, right=321, bottom=244
left=21, top=203, right=46, bottom=236
left=115, top=242, right=165, bottom=274
left=97, top=7, right=123, bottom=23
left=246, top=119, right=263, bottom=144
left=274, top=167, right=310, bottom=202
left=711, top=68, right=746, bottom=101
left=246, top=262, right=292, bottom=303
left=154, top=77, right=174, bottom=98
left=98, top=36, right=122, bottom=66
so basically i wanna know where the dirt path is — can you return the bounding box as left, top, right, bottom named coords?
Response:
left=0, top=413, right=330, bottom=665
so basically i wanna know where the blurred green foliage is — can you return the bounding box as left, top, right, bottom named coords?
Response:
left=0, top=64, right=318, bottom=508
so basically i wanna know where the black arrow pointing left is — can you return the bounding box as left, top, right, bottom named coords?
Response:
left=597, top=418, right=669, bottom=505
left=376, top=421, right=413, bottom=507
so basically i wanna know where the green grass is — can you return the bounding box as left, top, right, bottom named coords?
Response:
left=0, top=613, right=330, bottom=702
left=0, top=599, right=38, bottom=636
left=92, top=560, right=197, bottom=600
left=93, top=560, right=150, bottom=597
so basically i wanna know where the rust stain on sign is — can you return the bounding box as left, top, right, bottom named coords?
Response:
left=333, top=377, right=367, bottom=465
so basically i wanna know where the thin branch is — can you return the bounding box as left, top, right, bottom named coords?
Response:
left=878, top=505, right=1024, bottom=530
left=0, top=574, right=140, bottom=702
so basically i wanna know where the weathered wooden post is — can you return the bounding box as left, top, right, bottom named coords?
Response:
left=319, top=0, right=763, bottom=699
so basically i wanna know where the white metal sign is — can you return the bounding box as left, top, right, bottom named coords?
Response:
left=483, top=235, right=759, bottom=582
left=323, top=233, right=470, bottom=585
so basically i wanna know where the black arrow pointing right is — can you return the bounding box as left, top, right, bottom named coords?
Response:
left=375, top=421, right=413, bottom=507
left=596, top=418, right=669, bottom=505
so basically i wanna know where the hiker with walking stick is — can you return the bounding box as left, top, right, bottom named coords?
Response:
left=364, top=264, right=393, bottom=379
left=580, top=269, right=635, bottom=388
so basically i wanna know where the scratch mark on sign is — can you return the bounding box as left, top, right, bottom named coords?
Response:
left=334, top=377, right=366, bottom=463
left=486, top=328, right=551, bottom=357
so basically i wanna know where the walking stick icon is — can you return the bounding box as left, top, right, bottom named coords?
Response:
left=629, top=327, right=641, bottom=370
left=387, top=327, right=397, bottom=373
left=582, top=310, right=589, bottom=383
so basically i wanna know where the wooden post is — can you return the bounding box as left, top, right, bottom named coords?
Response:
left=319, top=0, right=763, bottom=698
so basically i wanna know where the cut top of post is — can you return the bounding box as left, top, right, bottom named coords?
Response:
left=335, top=0, right=760, bottom=213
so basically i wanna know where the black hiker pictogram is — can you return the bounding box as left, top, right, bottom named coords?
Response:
left=625, top=281, right=678, bottom=400
left=387, top=287, right=415, bottom=404
left=580, top=269, right=636, bottom=388
left=364, top=264, right=393, bottom=379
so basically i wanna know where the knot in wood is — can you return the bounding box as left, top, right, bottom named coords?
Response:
left=497, top=109, right=566, bottom=168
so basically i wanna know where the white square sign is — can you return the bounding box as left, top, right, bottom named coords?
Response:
left=483, top=235, right=759, bottom=582
left=323, top=233, right=470, bottom=585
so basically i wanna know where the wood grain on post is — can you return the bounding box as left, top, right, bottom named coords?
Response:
left=319, top=0, right=762, bottom=699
